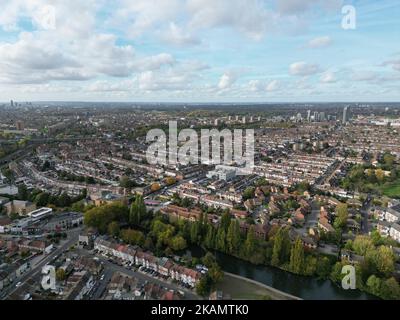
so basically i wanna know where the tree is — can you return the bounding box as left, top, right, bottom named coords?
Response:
left=204, top=224, right=216, bottom=249
left=108, top=221, right=120, bottom=237
left=202, top=252, right=217, bottom=268
left=169, top=235, right=187, bottom=251
left=226, top=219, right=241, bottom=254
left=243, top=187, right=255, bottom=200
left=316, top=256, right=333, bottom=278
left=353, top=235, right=374, bottom=256
left=381, top=277, right=400, bottom=300
left=271, top=228, right=290, bottom=266
left=372, top=246, right=395, bottom=276
left=216, top=228, right=226, bottom=252
left=120, top=176, right=137, bottom=188
left=58, top=192, right=72, bottom=207
left=244, top=225, right=256, bottom=257
left=334, top=203, right=348, bottom=230
left=165, top=177, right=176, bottom=186
left=220, top=212, right=231, bottom=232
left=129, top=195, right=147, bottom=226
left=150, top=183, right=161, bottom=192
left=35, top=192, right=49, bottom=206
left=366, top=275, right=382, bottom=297
left=375, top=169, right=385, bottom=182
left=289, top=237, right=304, bottom=274
left=18, top=184, right=29, bottom=200
left=196, top=276, right=211, bottom=296
left=84, top=202, right=129, bottom=234
left=56, top=268, right=66, bottom=281
left=371, top=229, right=383, bottom=246
left=121, top=229, right=145, bottom=246
left=190, top=222, right=200, bottom=244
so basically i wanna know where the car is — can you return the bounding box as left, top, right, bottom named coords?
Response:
left=100, top=275, right=105, bottom=281
left=16, top=282, right=22, bottom=288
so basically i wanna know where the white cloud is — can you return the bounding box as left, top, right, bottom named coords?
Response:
left=266, top=80, right=280, bottom=91
left=87, top=80, right=135, bottom=92
left=308, top=36, right=332, bottom=48
left=112, top=0, right=181, bottom=38
left=351, top=71, right=378, bottom=82
left=382, top=58, right=400, bottom=72
left=248, top=80, right=264, bottom=92
left=138, top=70, right=192, bottom=91
left=320, top=71, right=336, bottom=83
left=289, top=61, right=322, bottom=76
left=161, top=22, right=200, bottom=46
left=187, top=0, right=271, bottom=40
left=276, top=0, right=343, bottom=15
left=218, top=72, right=238, bottom=90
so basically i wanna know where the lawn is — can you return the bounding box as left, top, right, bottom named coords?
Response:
left=381, top=182, right=400, bottom=198
left=217, top=274, right=272, bottom=300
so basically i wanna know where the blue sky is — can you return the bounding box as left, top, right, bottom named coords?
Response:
left=0, top=0, right=399, bottom=102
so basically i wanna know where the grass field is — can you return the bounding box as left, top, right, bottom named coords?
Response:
left=381, top=182, right=400, bottom=198
left=216, top=273, right=299, bottom=300
left=217, top=274, right=272, bottom=300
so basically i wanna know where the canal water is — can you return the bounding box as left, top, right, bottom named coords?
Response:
left=217, top=252, right=377, bottom=300
left=188, top=246, right=376, bottom=300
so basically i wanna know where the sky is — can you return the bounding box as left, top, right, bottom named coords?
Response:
left=0, top=0, right=399, bottom=103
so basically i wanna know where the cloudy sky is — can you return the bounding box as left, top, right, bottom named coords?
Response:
left=0, top=0, right=399, bottom=102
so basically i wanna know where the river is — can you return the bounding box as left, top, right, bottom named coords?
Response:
left=187, top=246, right=376, bottom=300
left=216, top=252, right=377, bottom=300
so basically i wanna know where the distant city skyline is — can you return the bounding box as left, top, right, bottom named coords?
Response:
left=0, top=0, right=399, bottom=102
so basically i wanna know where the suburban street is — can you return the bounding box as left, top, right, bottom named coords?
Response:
left=87, top=252, right=200, bottom=300
left=1, top=228, right=82, bottom=299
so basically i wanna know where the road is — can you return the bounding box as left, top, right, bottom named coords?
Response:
left=360, top=194, right=372, bottom=234
left=297, top=201, right=319, bottom=236
left=89, top=254, right=200, bottom=300
left=1, top=228, right=81, bottom=299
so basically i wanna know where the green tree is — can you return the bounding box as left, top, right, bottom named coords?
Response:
left=204, top=224, right=216, bottom=249
left=216, top=228, right=226, bottom=252
left=271, top=228, right=290, bottom=266
left=121, top=228, right=145, bottom=246
left=196, top=276, right=211, bottom=296
left=35, top=192, right=49, bottom=206
left=129, top=195, right=147, bottom=226
left=243, top=187, right=255, bottom=200
left=18, top=184, right=29, bottom=200
left=107, top=221, right=120, bottom=237
left=169, top=235, right=187, bottom=251
left=190, top=222, right=200, bottom=244
left=370, top=246, right=395, bottom=276
left=366, top=275, right=382, bottom=297
left=353, top=235, right=374, bottom=256
left=56, top=268, right=66, bottom=281
left=220, top=212, right=231, bottom=232
left=334, top=203, right=348, bottom=230
left=316, top=256, right=333, bottom=278
left=289, top=237, right=305, bottom=274
left=381, top=277, right=400, bottom=300
left=244, top=225, right=257, bottom=257
left=226, top=219, right=241, bottom=254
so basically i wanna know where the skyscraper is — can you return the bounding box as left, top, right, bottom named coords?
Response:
left=16, top=120, right=24, bottom=131
left=307, top=110, right=311, bottom=122
left=10, top=100, right=14, bottom=107
left=343, top=106, right=350, bottom=124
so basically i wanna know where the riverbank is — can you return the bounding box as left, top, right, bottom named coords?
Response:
left=217, top=272, right=302, bottom=300
left=215, top=252, right=376, bottom=300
